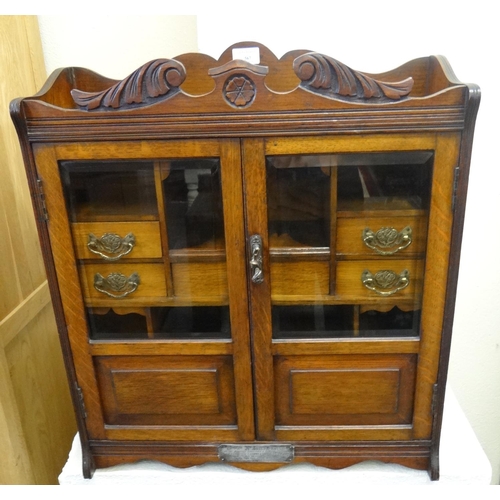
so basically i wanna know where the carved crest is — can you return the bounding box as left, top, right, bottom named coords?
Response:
left=71, top=59, right=186, bottom=110
left=224, top=75, right=256, bottom=108
left=293, top=53, right=414, bottom=101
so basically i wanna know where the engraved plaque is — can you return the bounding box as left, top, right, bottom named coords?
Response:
left=218, top=444, right=294, bottom=463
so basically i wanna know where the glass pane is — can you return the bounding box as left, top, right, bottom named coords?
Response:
left=272, top=305, right=420, bottom=339
left=154, top=306, right=230, bottom=339
left=87, top=306, right=231, bottom=341
left=267, top=157, right=330, bottom=248
left=163, top=159, right=224, bottom=250
left=336, top=151, right=433, bottom=211
left=87, top=308, right=149, bottom=340
left=358, top=306, right=420, bottom=338
left=267, top=151, right=433, bottom=340
left=272, top=305, right=353, bottom=339
left=61, top=161, right=157, bottom=221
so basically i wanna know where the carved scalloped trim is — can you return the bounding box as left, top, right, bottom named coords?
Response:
left=71, top=59, right=186, bottom=110
left=293, top=53, right=414, bottom=101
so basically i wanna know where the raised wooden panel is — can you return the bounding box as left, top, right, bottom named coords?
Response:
left=274, top=354, right=417, bottom=427
left=95, top=355, right=236, bottom=427
left=72, top=221, right=162, bottom=260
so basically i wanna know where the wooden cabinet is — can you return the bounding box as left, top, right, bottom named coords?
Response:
left=10, top=42, right=480, bottom=479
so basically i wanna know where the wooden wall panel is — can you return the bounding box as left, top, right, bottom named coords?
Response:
left=0, top=16, right=76, bottom=484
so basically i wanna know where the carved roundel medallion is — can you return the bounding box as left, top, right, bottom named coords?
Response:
left=223, top=75, right=256, bottom=108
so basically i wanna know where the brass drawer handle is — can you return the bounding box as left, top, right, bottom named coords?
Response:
left=249, top=234, right=264, bottom=284
left=93, top=272, right=140, bottom=299
left=361, top=269, right=409, bottom=296
left=87, top=232, right=136, bottom=261
left=362, top=226, right=412, bottom=255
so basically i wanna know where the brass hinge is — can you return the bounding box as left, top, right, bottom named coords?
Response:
left=76, top=384, right=87, bottom=419
left=451, top=167, right=460, bottom=211
left=36, top=178, right=49, bottom=221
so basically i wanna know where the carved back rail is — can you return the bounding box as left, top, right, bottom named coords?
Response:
left=14, top=43, right=470, bottom=141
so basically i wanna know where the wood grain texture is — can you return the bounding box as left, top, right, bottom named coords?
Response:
left=5, top=304, right=76, bottom=484
left=242, top=138, right=276, bottom=440
left=271, top=261, right=330, bottom=296
left=412, top=133, right=461, bottom=439
left=0, top=16, right=46, bottom=317
left=274, top=354, right=416, bottom=427
left=171, top=262, right=227, bottom=300
left=0, top=281, right=50, bottom=348
left=219, top=139, right=255, bottom=440
left=95, top=355, right=236, bottom=427
left=33, top=145, right=107, bottom=440
left=0, top=346, right=34, bottom=484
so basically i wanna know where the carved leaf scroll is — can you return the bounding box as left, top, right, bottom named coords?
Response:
left=71, top=59, right=186, bottom=110
left=293, top=53, right=414, bottom=101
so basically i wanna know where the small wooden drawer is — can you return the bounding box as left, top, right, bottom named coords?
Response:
left=336, top=259, right=424, bottom=300
left=72, top=221, right=162, bottom=260
left=336, top=215, right=428, bottom=257
left=79, top=263, right=167, bottom=301
left=271, top=261, right=330, bottom=296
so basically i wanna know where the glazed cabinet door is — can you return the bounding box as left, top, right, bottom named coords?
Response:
left=33, top=139, right=255, bottom=442
left=243, top=134, right=460, bottom=442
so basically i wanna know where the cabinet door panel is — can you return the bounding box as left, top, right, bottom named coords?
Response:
left=274, top=354, right=417, bottom=428
left=95, top=355, right=237, bottom=427
left=243, top=136, right=450, bottom=442
left=34, top=140, right=255, bottom=442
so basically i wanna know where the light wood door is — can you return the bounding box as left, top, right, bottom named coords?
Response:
left=33, top=139, right=255, bottom=442
left=0, top=16, right=76, bottom=484
left=243, top=133, right=460, bottom=442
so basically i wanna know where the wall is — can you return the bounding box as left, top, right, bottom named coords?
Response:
left=38, top=15, right=199, bottom=80
left=36, top=4, right=500, bottom=484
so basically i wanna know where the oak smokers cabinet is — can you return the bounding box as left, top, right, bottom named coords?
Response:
left=11, top=42, right=480, bottom=480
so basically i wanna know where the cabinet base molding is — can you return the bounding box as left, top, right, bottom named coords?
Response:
left=88, top=439, right=432, bottom=477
